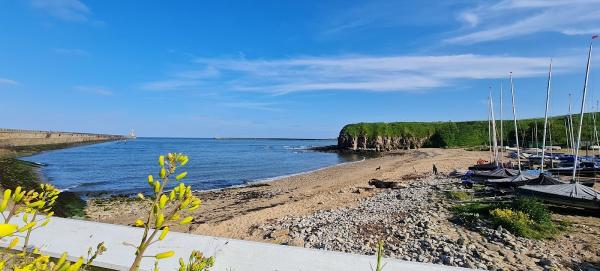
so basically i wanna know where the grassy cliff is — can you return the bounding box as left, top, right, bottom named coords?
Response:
left=339, top=113, right=600, bottom=148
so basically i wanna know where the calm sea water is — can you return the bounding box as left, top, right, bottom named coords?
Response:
left=21, top=138, right=363, bottom=195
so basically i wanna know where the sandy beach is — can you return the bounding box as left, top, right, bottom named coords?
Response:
left=85, top=147, right=600, bottom=270
left=86, top=148, right=486, bottom=238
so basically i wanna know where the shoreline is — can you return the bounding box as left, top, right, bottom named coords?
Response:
left=221, top=156, right=368, bottom=191
left=86, top=148, right=488, bottom=238
left=0, top=140, right=125, bottom=217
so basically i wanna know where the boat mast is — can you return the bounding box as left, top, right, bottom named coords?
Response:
left=572, top=39, right=594, bottom=182
left=510, top=72, right=522, bottom=173
left=565, top=119, right=571, bottom=151
left=595, top=100, right=600, bottom=156
left=536, top=122, right=539, bottom=152
left=490, top=87, right=499, bottom=166
left=488, top=97, right=493, bottom=162
left=541, top=60, right=552, bottom=173
left=500, top=82, right=504, bottom=165
left=568, top=94, right=576, bottom=155
left=549, top=121, right=554, bottom=168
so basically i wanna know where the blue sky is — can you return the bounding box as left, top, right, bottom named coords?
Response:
left=1, top=0, right=600, bottom=138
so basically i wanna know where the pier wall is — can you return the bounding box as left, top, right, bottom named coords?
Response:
left=0, top=128, right=125, bottom=148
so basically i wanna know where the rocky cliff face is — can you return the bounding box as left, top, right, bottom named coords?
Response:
left=337, top=133, right=432, bottom=152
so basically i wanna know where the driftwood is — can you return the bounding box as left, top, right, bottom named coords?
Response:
left=368, top=178, right=407, bottom=189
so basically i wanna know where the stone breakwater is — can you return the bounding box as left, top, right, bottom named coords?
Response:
left=0, top=128, right=125, bottom=149
left=257, top=176, right=600, bottom=271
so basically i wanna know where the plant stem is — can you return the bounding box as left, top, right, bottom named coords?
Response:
left=22, top=213, right=38, bottom=251
left=129, top=169, right=172, bottom=271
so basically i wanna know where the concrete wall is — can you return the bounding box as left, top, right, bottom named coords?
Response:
left=0, top=214, right=478, bottom=271
left=0, top=128, right=125, bottom=147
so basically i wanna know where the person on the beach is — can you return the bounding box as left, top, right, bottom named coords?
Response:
left=432, top=164, right=438, bottom=175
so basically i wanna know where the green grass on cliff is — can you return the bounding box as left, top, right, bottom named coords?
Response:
left=340, top=113, right=600, bottom=148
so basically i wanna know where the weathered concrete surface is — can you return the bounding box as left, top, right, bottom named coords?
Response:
left=0, top=128, right=125, bottom=148
left=0, top=215, right=478, bottom=271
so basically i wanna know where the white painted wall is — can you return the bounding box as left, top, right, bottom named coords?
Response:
left=0, top=216, right=477, bottom=271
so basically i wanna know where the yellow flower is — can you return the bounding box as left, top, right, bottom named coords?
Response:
left=28, top=200, right=45, bottom=209
left=1, top=189, right=11, bottom=212
left=169, top=190, right=176, bottom=201
left=159, top=226, right=169, bottom=240
left=179, top=155, right=189, bottom=166
left=155, top=213, right=164, bottom=228
left=160, top=168, right=167, bottom=179
left=67, top=257, right=83, bottom=271
left=159, top=195, right=168, bottom=209
left=13, top=190, right=25, bottom=203
left=0, top=223, right=18, bottom=238
left=8, top=237, right=19, bottom=249
left=135, top=219, right=144, bottom=227
left=13, top=186, right=21, bottom=198
left=155, top=251, right=175, bottom=259
left=59, top=262, right=72, bottom=271
left=158, top=155, right=165, bottom=167
left=178, top=184, right=185, bottom=200
left=179, top=198, right=190, bottom=209
left=54, top=252, right=68, bottom=270
left=154, top=181, right=161, bottom=194
left=179, top=216, right=193, bottom=225
left=148, top=175, right=154, bottom=186
left=175, top=172, right=187, bottom=181
left=19, top=222, right=37, bottom=233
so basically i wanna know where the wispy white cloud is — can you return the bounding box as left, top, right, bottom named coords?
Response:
left=140, top=80, right=203, bottom=91
left=173, top=67, right=220, bottom=79
left=142, top=54, right=577, bottom=94
left=30, top=0, right=90, bottom=21
left=447, top=0, right=600, bottom=44
left=457, top=12, right=479, bottom=28
left=0, top=78, right=19, bottom=86
left=320, top=0, right=456, bottom=36
left=221, top=102, right=280, bottom=111
left=30, top=0, right=104, bottom=25
left=74, top=85, right=112, bottom=96
left=140, top=67, right=221, bottom=91
left=53, top=48, right=89, bottom=56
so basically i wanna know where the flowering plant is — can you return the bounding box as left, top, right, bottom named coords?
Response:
left=0, top=152, right=212, bottom=271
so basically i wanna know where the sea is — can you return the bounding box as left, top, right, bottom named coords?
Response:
left=20, top=138, right=364, bottom=195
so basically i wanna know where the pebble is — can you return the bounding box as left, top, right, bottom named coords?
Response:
left=257, top=176, right=574, bottom=270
